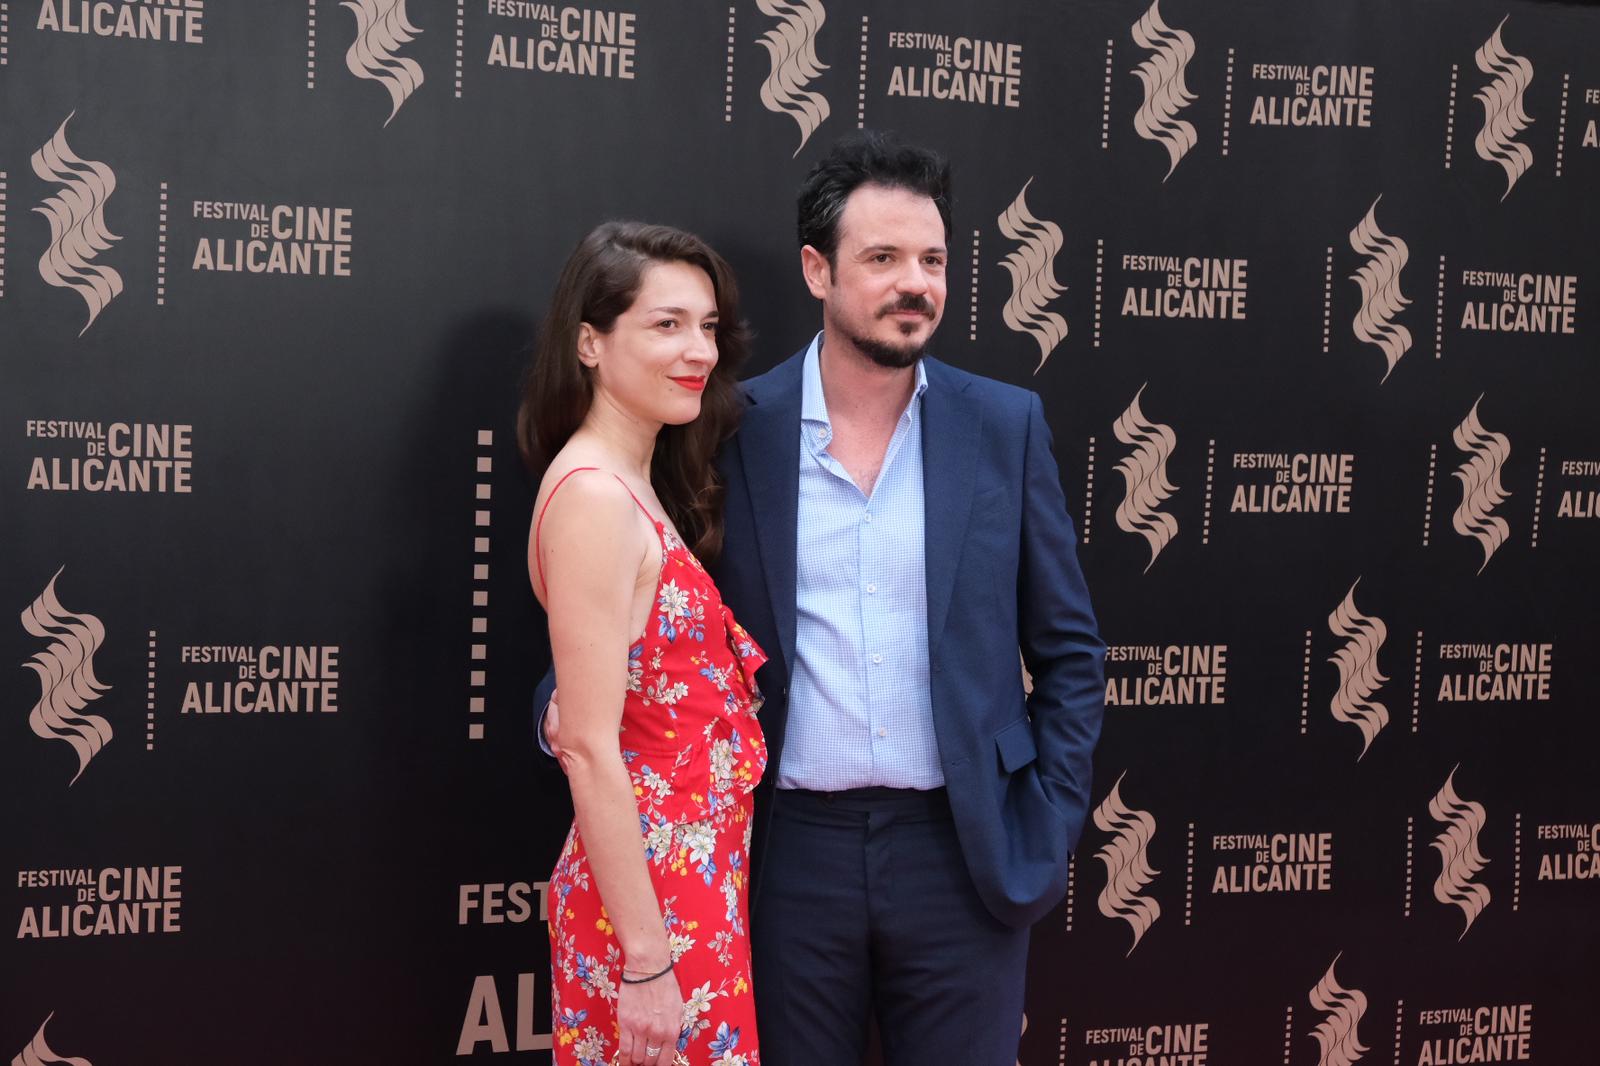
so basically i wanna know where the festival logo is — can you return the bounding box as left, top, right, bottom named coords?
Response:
left=1327, top=579, right=1388, bottom=760
left=1347, top=196, right=1411, bottom=383
left=1079, top=1021, right=1210, bottom=1064
left=1429, top=766, right=1491, bottom=939
left=997, top=178, right=1066, bottom=372
left=1130, top=0, right=1198, bottom=181
left=1209, top=830, right=1334, bottom=894
left=1531, top=821, right=1600, bottom=883
left=31, top=112, right=122, bottom=336
left=21, top=568, right=112, bottom=788
left=1472, top=16, right=1534, bottom=201
left=484, top=5, right=638, bottom=80
left=756, top=0, right=830, bottom=156
left=24, top=420, right=195, bottom=494
left=35, top=0, right=204, bottom=43
left=16, top=864, right=183, bottom=938
left=175, top=644, right=341, bottom=716
left=1435, top=641, right=1552, bottom=704
left=189, top=199, right=354, bottom=278
left=1413, top=1005, right=1533, bottom=1064
left=1552, top=457, right=1600, bottom=520
left=882, top=28, right=1023, bottom=109
left=1113, top=385, right=1179, bottom=573
left=1118, top=253, right=1248, bottom=320
left=1457, top=268, right=1577, bottom=334
left=1450, top=397, right=1512, bottom=574
left=342, top=0, right=425, bottom=127
left=1309, top=954, right=1368, bottom=1066
left=1104, top=643, right=1227, bottom=708
left=1226, top=450, right=1354, bottom=515
left=11, top=1012, right=92, bottom=1066
left=1245, top=62, right=1375, bottom=129
left=1092, top=772, right=1161, bottom=956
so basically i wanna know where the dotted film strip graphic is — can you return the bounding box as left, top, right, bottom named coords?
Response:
left=1393, top=1000, right=1406, bottom=1065
left=723, top=7, right=736, bottom=122
left=1421, top=444, right=1438, bottom=546
left=1281, top=1006, right=1294, bottom=1065
left=856, top=16, right=868, bottom=129
left=1435, top=255, right=1447, bottom=358
left=1411, top=630, right=1424, bottom=733
left=469, top=430, right=493, bottom=740
left=1530, top=447, right=1547, bottom=547
left=1063, top=855, right=1076, bottom=932
left=1300, top=629, right=1312, bottom=734
left=1555, top=73, right=1570, bottom=178
left=1404, top=816, right=1415, bottom=917
left=306, top=0, right=317, bottom=90
left=0, top=169, right=7, bottom=299
left=1093, top=237, right=1104, bottom=347
left=1100, top=40, right=1114, bottom=149
left=1513, top=811, right=1523, bottom=910
left=455, top=0, right=465, bottom=98
left=1221, top=48, right=1236, bottom=155
left=1321, top=246, right=1334, bottom=353
left=1184, top=822, right=1195, bottom=926
left=147, top=630, right=158, bottom=751
left=157, top=183, right=169, bottom=306
left=2, top=2, right=10, bottom=67
left=1444, top=64, right=1458, bottom=169
left=1201, top=439, right=1216, bottom=545
left=1081, top=437, right=1096, bottom=544
left=968, top=228, right=980, bottom=342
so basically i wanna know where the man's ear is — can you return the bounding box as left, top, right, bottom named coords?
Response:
left=800, top=245, right=832, bottom=301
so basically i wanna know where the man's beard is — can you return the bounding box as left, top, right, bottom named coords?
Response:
left=844, top=295, right=938, bottom=369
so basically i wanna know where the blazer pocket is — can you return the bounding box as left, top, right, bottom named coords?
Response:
left=994, top=717, right=1038, bottom=774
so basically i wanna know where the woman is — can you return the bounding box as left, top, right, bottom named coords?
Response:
left=519, top=221, right=765, bottom=1066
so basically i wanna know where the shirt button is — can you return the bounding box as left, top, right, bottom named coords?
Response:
left=866, top=583, right=877, bottom=594
left=863, top=512, right=873, bottom=524
left=872, top=653, right=883, bottom=665
left=877, top=727, right=888, bottom=738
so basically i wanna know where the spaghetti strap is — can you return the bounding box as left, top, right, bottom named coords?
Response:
left=533, top=466, right=659, bottom=596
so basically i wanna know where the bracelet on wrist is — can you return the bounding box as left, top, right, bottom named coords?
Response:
left=620, top=959, right=674, bottom=984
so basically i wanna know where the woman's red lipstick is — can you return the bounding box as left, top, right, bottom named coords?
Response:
left=670, top=376, right=708, bottom=392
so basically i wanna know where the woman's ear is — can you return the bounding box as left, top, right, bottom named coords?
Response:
left=576, top=322, right=601, bottom=368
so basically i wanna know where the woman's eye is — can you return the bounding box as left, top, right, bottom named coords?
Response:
left=657, top=319, right=677, bottom=329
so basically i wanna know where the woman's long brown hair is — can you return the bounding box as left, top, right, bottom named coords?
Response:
left=516, top=221, right=750, bottom=560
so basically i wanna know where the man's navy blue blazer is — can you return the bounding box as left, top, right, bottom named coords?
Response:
left=711, top=346, right=1106, bottom=931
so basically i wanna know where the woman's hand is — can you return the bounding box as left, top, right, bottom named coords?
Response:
left=616, top=968, right=683, bottom=1065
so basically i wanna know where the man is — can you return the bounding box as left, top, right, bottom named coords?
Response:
left=544, top=130, right=1104, bottom=1066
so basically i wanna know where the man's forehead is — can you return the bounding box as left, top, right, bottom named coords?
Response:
left=838, top=185, right=945, bottom=249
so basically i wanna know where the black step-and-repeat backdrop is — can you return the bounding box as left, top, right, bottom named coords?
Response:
left=4, top=1, right=1597, bottom=1063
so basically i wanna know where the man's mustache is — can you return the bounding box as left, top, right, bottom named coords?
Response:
left=877, top=294, right=935, bottom=317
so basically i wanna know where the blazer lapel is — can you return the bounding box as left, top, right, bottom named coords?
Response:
left=739, top=352, right=805, bottom=676
left=920, top=358, right=981, bottom=661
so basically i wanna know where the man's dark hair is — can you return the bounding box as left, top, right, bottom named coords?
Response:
left=796, top=130, right=953, bottom=267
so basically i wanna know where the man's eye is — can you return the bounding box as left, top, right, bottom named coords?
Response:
left=874, top=254, right=892, bottom=263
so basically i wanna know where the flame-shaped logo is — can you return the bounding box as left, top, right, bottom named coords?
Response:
left=756, top=0, right=830, bottom=157
left=1130, top=0, right=1198, bottom=181
left=1450, top=395, right=1511, bottom=574
left=31, top=112, right=123, bottom=337
left=1347, top=196, right=1412, bottom=384
left=997, top=178, right=1067, bottom=373
left=1429, top=766, right=1491, bottom=939
left=1308, top=953, right=1368, bottom=1066
left=1113, top=384, right=1179, bottom=573
left=12, top=1013, right=92, bottom=1066
left=1092, top=771, right=1161, bottom=956
left=1327, top=578, right=1389, bottom=761
left=342, top=0, right=425, bottom=128
left=1472, top=16, right=1534, bottom=201
left=21, top=568, right=112, bottom=787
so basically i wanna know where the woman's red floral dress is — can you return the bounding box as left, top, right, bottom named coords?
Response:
left=548, top=500, right=767, bottom=1066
